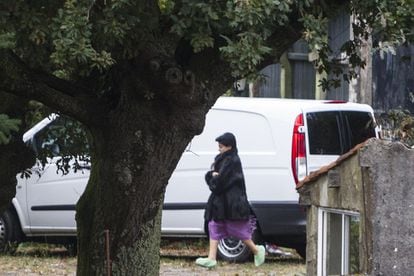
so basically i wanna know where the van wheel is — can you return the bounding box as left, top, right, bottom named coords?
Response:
left=0, top=209, right=23, bottom=253
left=217, top=230, right=262, bottom=263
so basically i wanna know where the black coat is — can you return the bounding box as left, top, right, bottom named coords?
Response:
left=204, top=148, right=251, bottom=221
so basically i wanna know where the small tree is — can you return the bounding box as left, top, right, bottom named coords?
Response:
left=0, top=1, right=412, bottom=275
left=0, top=114, right=20, bottom=145
left=0, top=94, right=36, bottom=214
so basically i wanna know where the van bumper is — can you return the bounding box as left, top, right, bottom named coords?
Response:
left=250, top=201, right=306, bottom=246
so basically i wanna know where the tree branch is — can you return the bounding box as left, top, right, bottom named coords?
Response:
left=260, top=21, right=304, bottom=68
left=0, top=50, right=107, bottom=125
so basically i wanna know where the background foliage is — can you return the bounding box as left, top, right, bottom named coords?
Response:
left=0, top=114, right=20, bottom=145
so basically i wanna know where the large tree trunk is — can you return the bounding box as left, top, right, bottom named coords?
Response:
left=76, top=99, right=206, bottom=275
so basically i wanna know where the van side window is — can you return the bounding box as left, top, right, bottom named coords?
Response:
left=31, top=116, right=89, bottom=157
left=307, top=111, right=342, bottom=155
left=343, top=111, right=376, bottom=149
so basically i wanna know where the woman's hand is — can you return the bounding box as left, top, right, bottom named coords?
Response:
left=212, top=171, right=219, bottom=177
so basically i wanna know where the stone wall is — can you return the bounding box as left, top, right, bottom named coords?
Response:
left=360, top=140, right=414, bottom=275
left=298, top=139, right=414, bottom=275
left=298, top=152, right=367, bottom=275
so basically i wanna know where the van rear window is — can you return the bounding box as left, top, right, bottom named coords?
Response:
left=343, top=111, right=376, bottom=149
left=307, top=111, right=342, bottom=155
left=307, top=111, right=376, bottom=155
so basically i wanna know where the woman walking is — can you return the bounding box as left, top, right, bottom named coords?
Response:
left=195, top=132, right=265, bottom=268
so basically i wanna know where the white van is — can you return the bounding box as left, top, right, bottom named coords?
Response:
left=0, top=97, right=377, bottom=261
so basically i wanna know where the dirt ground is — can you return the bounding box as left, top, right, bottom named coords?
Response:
left=160, top=257, right=305, bottom=276
left=0, top=239, right=306, bottom=275
left=160, top=238, right=305, bottom=275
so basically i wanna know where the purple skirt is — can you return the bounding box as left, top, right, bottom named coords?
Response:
left=208, top=216, right=256, bottom=240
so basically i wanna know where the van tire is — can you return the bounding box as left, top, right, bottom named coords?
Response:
left=217, top=229, right=262, bottom=263
left=0, top=209, right=23, bottom=253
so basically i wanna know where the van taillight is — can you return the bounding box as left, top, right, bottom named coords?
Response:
left=291, top=114, right=307, bottom=185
